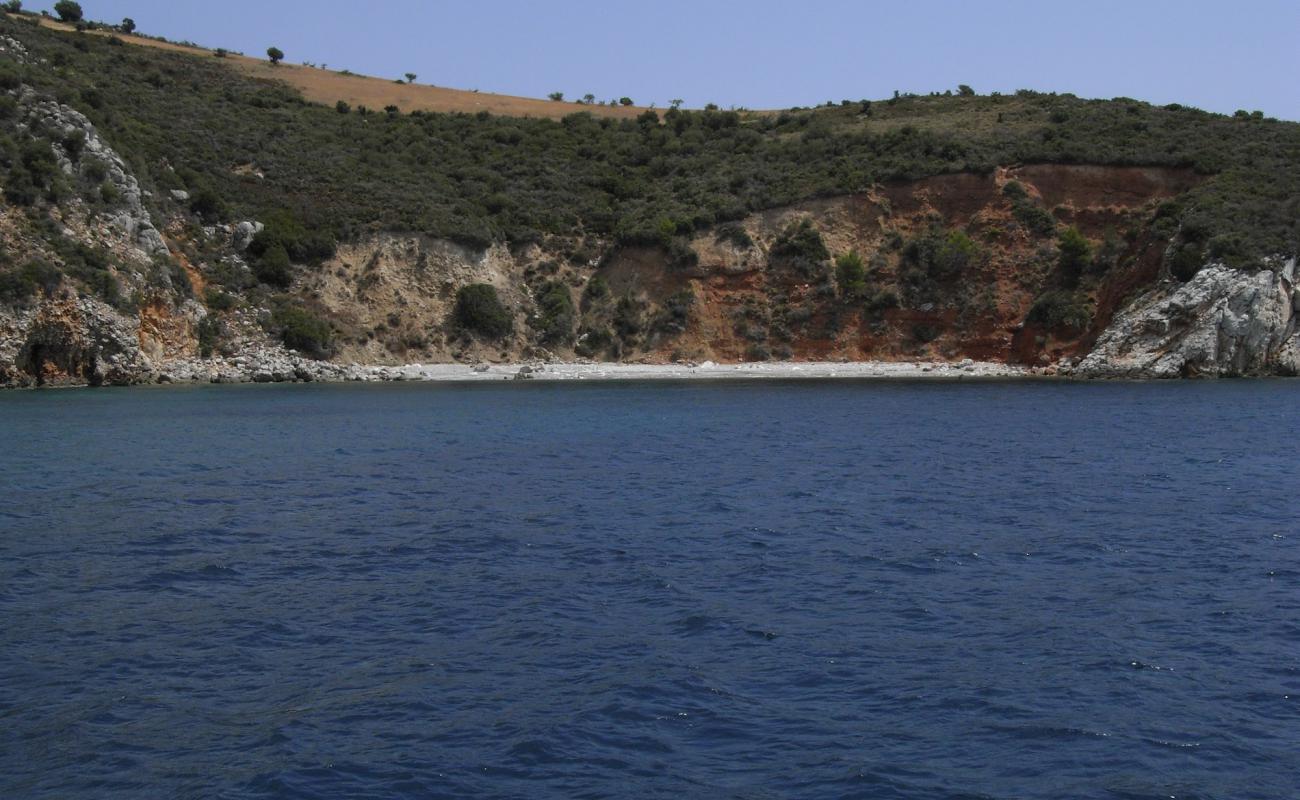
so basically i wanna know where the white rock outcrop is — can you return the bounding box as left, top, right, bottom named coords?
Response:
left=15, top=88, right=169, bottom=259
left=1078, top=261, right=1299, bottom=377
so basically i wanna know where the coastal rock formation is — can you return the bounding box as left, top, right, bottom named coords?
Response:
left=2, top=293, right=153, bottom=386
left=15, top=88, right=169, bottom=260
left=1078, top=261, right=1299, bottom=377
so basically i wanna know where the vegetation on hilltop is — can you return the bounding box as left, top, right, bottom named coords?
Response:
left=0, top=11, right=1298, bottom=281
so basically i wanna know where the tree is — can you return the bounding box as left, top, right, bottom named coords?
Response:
left=2, top=2, right=22, bottom=14
left=548, top=91, right=563, bottom=102
left=266, top=46, right=284, bottom=65
left=454, top=284, right=513, bottom=338
left=252, top=243, right=292, bottom=288
left=582, top=93, right=595, bottom=105
left=835, top=251, right=867, bottom=299
left=1057, top=226, right=1092, bottom=280
left=670, top=98, right=684, bottom=109
left=120, top=17, right=135, bottom=34
left=619, top=97, right=634, bottom=106
left=404, top=72, right=417, bottom=84
left=957, top=84, right=975, bottom=97
left=52, top=0, right=81, bottom=22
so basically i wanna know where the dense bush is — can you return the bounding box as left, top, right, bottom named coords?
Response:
left=454, top=283, right=512, bottom=338
left=772, top=219, right=830, bottom=263
left=715, top=222, right=754, bottom=249
left=1057, top=226, right=1092, bottom=280
left=532, top=280, right=575, bottom=344
left=247, top=210, right=335, bottom=265
left=252, top=242, right=292, bottom=288
left=188, top=185, right=226, bottom=222
left=1027, top=290, right=1094, bottom=333
left=273, top=303, right=333, bottom=358
left=0, top=259, right=61, bottom=303
left=903, top=228, right=978, bottom=277
left=654, top=288, right=694, bottom=334
left=197, top=314, right=221, bottom=358
left=835, top=251, right=867, bottom=299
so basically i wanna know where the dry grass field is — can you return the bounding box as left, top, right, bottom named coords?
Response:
left=26, top=14, right=650, bottom=120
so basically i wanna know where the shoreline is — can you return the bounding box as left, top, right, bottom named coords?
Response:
left=344, top=360, right=1038, bottom=383
left=159, top=357, right=1042, bottom=386
left=5, top=357, right=1058, bottom=389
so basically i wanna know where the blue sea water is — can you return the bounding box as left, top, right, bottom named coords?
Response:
left=0, top=380, right=1297, bottom=799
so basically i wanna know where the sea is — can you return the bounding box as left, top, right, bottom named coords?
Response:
left=1, top=380, right=1297, bottom=799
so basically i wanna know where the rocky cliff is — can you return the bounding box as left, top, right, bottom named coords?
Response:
left=1079, top=260, right=1299, bottom=377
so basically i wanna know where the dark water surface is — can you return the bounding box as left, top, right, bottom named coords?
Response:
left=1, top=381, right=1298, bottom=799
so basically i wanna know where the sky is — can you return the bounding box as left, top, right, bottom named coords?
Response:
left=25, top=0, right=1300, bottom=119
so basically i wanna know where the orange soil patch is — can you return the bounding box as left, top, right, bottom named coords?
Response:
left=21, top=15, right=651, bottom=120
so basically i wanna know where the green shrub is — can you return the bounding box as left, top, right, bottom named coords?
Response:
left=188, top=185, right=226, bottom=222
left=533, top=280, right=575, bottom=344
left=582, top=275, right=609, bottom=306
left=654, top=288, right=694, bottom=334
left=1026, top=290, right=1094, bottom=333
left=1057, top=226, right=1092, bottom=279
left=60, top=130, right=85, bottom=159
left=247, top=210, right=335, bottom=264
left=613, top=295, right=642, bottom=338
left=253, top=242, right=292, bottom=288
left=266, top=46, right=284, bottom=65
left=835, top=251, right=867, bottom=298
left=903, top=228, right=978, bottom=277
left=0, top=259, right=61, bottom=303
left=772, top=218, right=830, bottom=263
left=575, top=326, right=613, bottom=358
left=454, top=283, right=513, bottom=338
left=912, top=324, right=941, bottom=343
left=715, top=222, right=754, bottom=249
left=197, top=314, right=220, bottom=358
left=1166, top=243, right=1204, bottom=281
left=866, top=288, right=900, bottom=313
left=203, top=286, right=236, bottom=310
left=273, top=304, right=333, bottom=358
left=665, top=237, right=698, bottom=270
left=936, top=230, right=977, bottom=275
left=1003, top=186, right=1057, bottom=237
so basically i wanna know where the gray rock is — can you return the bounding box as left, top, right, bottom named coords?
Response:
left=232, top=221, right=265, bottom=252
left=1079, top=263, right=1300, bottom=377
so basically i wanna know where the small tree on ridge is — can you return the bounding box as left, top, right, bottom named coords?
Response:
left=53, top=0, right=81, bottom=22
left=267, top=46, right=284, bottom=66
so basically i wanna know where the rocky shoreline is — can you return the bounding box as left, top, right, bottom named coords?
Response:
left=27, top=352, right=1043, bottom=388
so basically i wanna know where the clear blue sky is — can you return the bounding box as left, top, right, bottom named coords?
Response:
left=28, top=0, right=1300, bottom=119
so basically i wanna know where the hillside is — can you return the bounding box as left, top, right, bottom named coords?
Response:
left=26, top=14, right=651, bottom=121
left=0, top=10, right=1298, bottom=386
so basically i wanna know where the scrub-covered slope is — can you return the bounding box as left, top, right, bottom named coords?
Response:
left=0, top=11, right=1297, bottom=385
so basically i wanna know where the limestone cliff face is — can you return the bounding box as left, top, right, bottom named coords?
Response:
left=1078, top=261, right=1300, bottom=377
